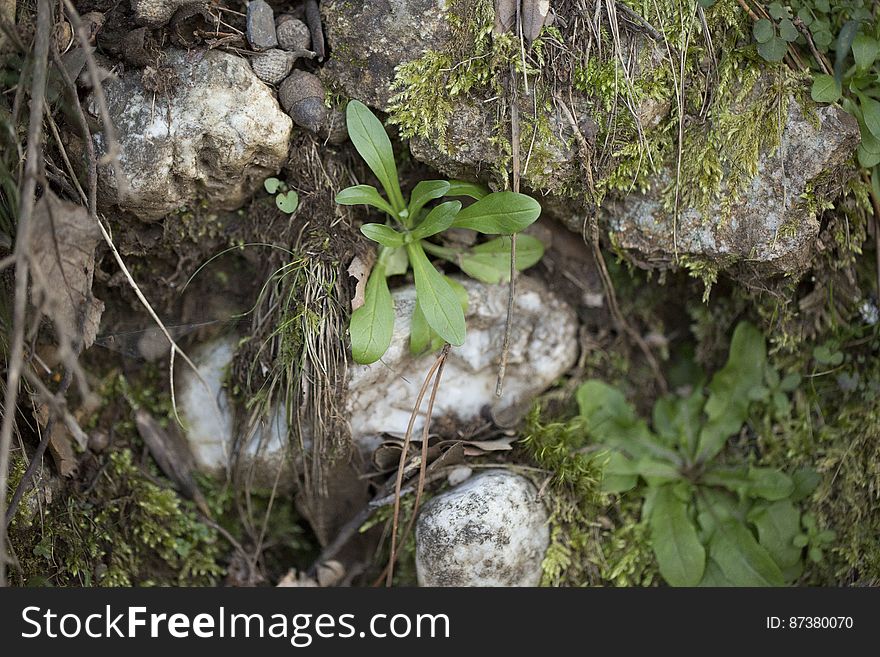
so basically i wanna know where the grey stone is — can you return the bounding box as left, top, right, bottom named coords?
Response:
left=246, top=0, right=278, bottom=51
left=415, top=470, right=549, bottom=587
left=601, top=102, right=860, bottom=275
left=131, top=0, right=196, bottom=27
left=89, top=48, right=291, bottom=221
left=346, top=276, right=578, bottom=454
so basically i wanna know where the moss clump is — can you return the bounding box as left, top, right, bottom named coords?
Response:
left=8, top=449, right=225, bottom=587
left=521, top=407, right=657, bottom=586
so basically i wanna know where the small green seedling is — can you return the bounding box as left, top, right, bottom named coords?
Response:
left=264, top=177, right=299, bottom=214
left=337, top=99, right=543, bottom=364
left=577, top=322, right=828, bottom=586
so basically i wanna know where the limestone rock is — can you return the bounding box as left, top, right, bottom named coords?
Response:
left=346, top=276, right=578, bottom=453
left=89, top=48, right=291, bottom=221
left=601, top=103, right=860, bottom=275
left=415, top=470, right=549, bottom=586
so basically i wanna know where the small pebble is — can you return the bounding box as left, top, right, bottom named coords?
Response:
left=276, top=17, right=310, bottom=52
left=246, top=0, right=278, bottom=51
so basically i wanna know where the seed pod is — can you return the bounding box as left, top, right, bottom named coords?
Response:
left=276, top=17, right=310, bottom=52
left=131, top=0, right=192, bottom=27
left=251, top=49, right=296, bottom=85
left=279, top=70, right=327, bottom=133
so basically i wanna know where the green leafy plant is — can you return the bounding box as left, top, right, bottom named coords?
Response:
left=336, top=100, right=543, bottom=364
left=576, top=322, right=827, bottom=586
left=753, top=4, right=801, bottom=62
left=264, top=177, right=300, bottom=214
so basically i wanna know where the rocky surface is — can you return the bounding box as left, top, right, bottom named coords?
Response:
left=601, top=102, right=860, bottom=275
left=346, top=276, right=578, bottom=453
left=415, top=470, right=549, bottom=586
left=246, top=0, right=278, bottom=51
left=176, top=336, right=291, bottom=488
left=89, top=48, right=291, bottom=221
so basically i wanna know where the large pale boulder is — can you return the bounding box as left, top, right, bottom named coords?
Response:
left=90, top=48, right=291, bottom=220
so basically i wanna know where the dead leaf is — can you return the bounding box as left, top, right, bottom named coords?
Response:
left=134, top=409, right=210, bottom=517
left=494, top=0, right=517, bottom=35
left=522, top=0, right=552, bottom=42
left=347, top=254, right=373, bottom=311
left=461, top=435, right=517, bottom=456
left=47, top=424, right=79, bottom=478
left=29, top=192, right=104, bottom=349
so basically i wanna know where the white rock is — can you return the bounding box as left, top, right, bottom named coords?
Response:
left=176, top=335, right=291, bottom=487
left=415, top=470, right=549, bottom=587
left=90, top=48, right=292, bottom=221
left=346, top=276, right=577, bottom=452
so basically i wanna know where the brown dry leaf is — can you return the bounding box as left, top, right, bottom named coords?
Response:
left=347, top=254, right=373, bottom=311
left=134, top=409, right=210, bottom=517
left=522, top=0, right=552, bottom=42
left=29, top=192, right=104, bottom=349
left=47, top=424, right=79, bottom=478
left=493, top=0, right=517, bottom=35
left=462, top=436, right=517, bottom=456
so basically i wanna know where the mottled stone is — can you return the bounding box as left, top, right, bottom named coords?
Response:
left=246, top=0, right=278, bottom=51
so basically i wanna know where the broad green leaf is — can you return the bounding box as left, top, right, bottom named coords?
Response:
left=599, top=450, right=639, bottom=493
left=408, top=180, right=451, bottom=219
left=746, top=467, right=794, bottom=501
left=757, top=36, right=788, bottom=62
left=852, top=34, right=879, bottom=70
left=702, top=466, right=752, bottom=495
left=649, top=485, right=706, bottom=587
left=457, top=235, right=545, bottom=284
left=360, top=223, right=405, bottom=248
left=411, top=201, right=461, bottom=240
left=790, top=468, right=821, bottom=502
left=752, top=19, right=774, bottom=44
left=697, top=322, right=766, bottom=462
left=709, top=519, right=785, bottom=586
left=452, top=191, right=541, bottom=234
left=384, top=246, right=409, bottom=277
left=410, top=277, right=468, bottom=355
left=767, top=2, right=786, bottom=20
left=858, top=93, right=880, bottom=140
left=349, top=264, right=394, bottom=364
left=698, top=559, right=737, bottom=586
left=810, top=74, right=841, bottom=103
left=346, top=100, right=405, bottom=211
left=834, top=20, right=861, bottom=82
left=336, top=184, right=397, bottom=217
left=276, top=191, right=299, bottom=214
left=634, top=458, right=681, bottom=485
left=652, top=390, right=703, bottom=457
left=264, top=177, right=281, bottom=194
left=747, top=500, right=802, bottom=570
left=446, top=180, right=489, bottom=200
left=407, top=242, right=466, bottom=346
left=778, top=18, right=798, bottom=42
left=576, top=380, right=658, bottom=458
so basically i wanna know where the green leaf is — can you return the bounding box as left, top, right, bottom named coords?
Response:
left=747, top=500, right=803, bottom=570
left=767, top=2, right=787, bottom=20
left=408, top=180, right=451, bottom=219
left=810, top=74, right=841, bottom=103
left=697, top=322, right=766, bottom=462
left=698, top=559, right=737, bottom=586
left=457, top=235, right=545, bottom=284
left=797, top=8, right=812, bottom=27
left=709, top=519, right=785, bottom=586
left=853, top=34, right=879, bottom=70
left=834, top=20, right=861, bottom=82
left=649, top=485, right=705, bottom=587
left=407, top=242, right=466, bottom=346
left=360, top=223, right=405, bottom=248
left=410, top=201, right=461, bottom=240
left=345, top=100, right=405, bottom=211
left=778, top=18, right=798, bottom=42
left=410, top=277, right=468, bottom=355
left=264, top=177, right=281, bottom=194
left=790, top=468, right=821, bottom=502
left=634, top=457, right=681, bottom=485
left=757, top=36, right=789, bottom=62
left=576, top=380, right=658, bottom=459
left=349, top=264, right=394, bottom=364
left=445, top=180, right=489, bottom=200
left=336, top=184, right=397, bottom=216
left=275, top=191, right=299, bottom=214
left=746, top=467, right=794, bottom=501
left=600, top=450, right=639, bottom=493
left=753, top=19, right=775, bottom=44
left=452, top=191, right=541, bottom=234
left=858, top=93, right=880, bottom=141
left=652, top=390, right=703, bottom=458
